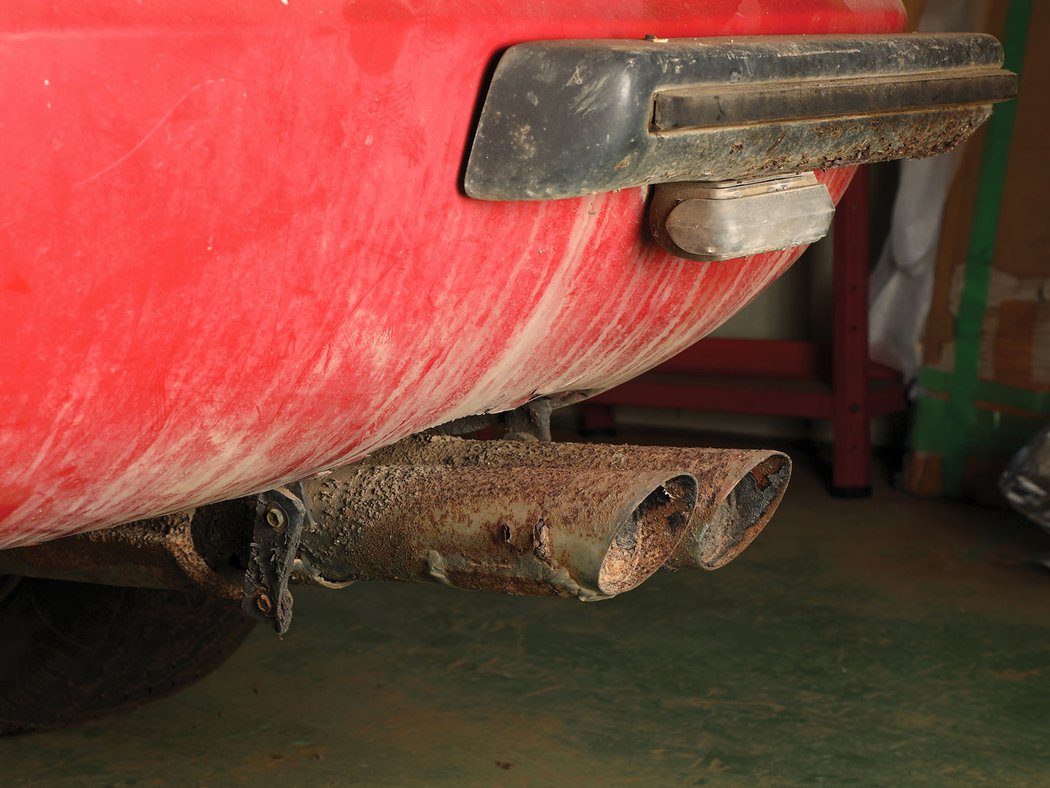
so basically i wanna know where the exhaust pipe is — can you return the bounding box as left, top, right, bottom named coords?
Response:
left=0, top=435, right=788, bottom=627
left=663, top=452, right=790, bottom=570
left=361, top=435, right=791, bottom=571
left=298, top=466, right=697, bottom=601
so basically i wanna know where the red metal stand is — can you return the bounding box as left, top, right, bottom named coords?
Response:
left=589, top=168, right=907, bottom=495
left=831, top=166, right=875, bottom=495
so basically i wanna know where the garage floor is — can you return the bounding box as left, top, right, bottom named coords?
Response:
left=4, top=432, right=1049, bottom=786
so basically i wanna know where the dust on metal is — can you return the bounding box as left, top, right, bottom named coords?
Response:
left=297, top=465, right=699, bottom=601
left=0, top=434, right=792, bottom=637
left=692, top=454, right=792, bottom=570
left=361, top=435, right=792, bottom=572
left=0, top=511, right=241, bottom=599
left=649, top=173, right=835, bottom=262
left=466, top=34, right=1016, bottom=200
left=242, top=484, right=310, bottom=634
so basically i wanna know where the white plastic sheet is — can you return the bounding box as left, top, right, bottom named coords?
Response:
left=868, top=0, right=988, bottom=382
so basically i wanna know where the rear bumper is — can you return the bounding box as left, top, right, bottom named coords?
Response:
left=466, top=34, right=1015, bottom=201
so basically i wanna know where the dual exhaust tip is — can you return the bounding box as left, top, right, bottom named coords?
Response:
left=0, top=436, right=792, bottom=609
left=297, top=436, right=791, bottom=602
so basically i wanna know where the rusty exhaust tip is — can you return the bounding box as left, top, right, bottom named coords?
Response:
left=598, top=474, right=697, bottom=596
left=675, top=453, right=791, bottom=571
left=360, top=435, right=794, bottom=577
left=297, top=466, right=700, bottom=602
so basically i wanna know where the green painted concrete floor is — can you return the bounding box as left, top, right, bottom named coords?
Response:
left=3, top=434, right=1049, bottom=786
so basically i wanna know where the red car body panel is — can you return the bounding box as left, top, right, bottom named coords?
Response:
left=0, top=0, right=905, bottom=548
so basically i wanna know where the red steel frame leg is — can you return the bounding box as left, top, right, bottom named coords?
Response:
left=831, top=166, right=872, bottom=496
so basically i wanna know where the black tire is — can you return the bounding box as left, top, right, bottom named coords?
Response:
left=0, top=576, right=256, bottom=735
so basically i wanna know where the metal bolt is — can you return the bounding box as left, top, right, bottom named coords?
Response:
left=265, top=505, right=287, bottom=532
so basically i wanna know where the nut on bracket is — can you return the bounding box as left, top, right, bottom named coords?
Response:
left=242, top=483, right=310, bottom=635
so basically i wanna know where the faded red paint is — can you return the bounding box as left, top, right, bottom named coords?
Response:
left=0, top=0, right=905, bottom=548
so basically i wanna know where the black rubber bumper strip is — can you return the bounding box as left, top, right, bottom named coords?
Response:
left=464, top=34, right=1016, bottom=201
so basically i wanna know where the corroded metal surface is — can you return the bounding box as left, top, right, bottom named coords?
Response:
left=362, top=436, right=791, bottom=571
left=668, top=453, right=792, bottom=570
left=299, top=466, right=697, bottom=601
left=242, top=484, right=311, bottom=634
left=0, top=436, right=786, bottom=604
left=0, top=512, right=241, bottom=599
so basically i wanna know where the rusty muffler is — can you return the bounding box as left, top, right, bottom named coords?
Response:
left=0, top=435, right=789, bottom=623
left=360, top=435, right=791, bottom=571
left=297, top=465, right=697, bottom=601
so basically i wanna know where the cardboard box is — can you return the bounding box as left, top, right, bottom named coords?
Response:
left=907, top=1, right=1050, bottom=501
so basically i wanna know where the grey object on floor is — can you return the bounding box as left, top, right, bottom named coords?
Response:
left=1000, top=425, right=1050, bottom=536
